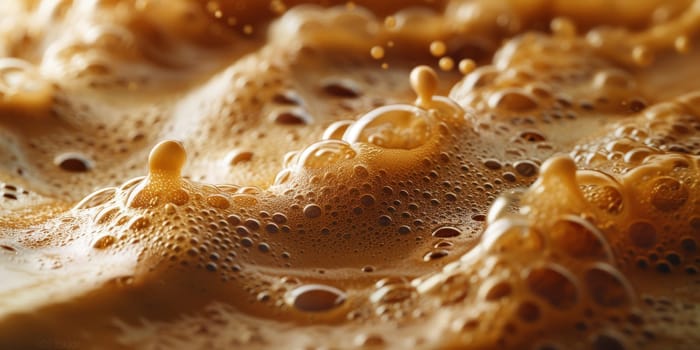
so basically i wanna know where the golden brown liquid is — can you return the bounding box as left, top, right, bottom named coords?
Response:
left=1, top=0, right=699, bottom=349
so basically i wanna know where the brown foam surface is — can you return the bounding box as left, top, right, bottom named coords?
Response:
left=1, top=1, right=700, bottom=349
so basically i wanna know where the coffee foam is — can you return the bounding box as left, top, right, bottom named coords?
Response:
left=0, top=0, right=700, bottom=349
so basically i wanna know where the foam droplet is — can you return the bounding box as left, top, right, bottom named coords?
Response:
left=148, top=140, right=186, bottom=176
left=127, top=140, right=189, bottom=208
left=370, top=46, right=385, bottom=60
left=430, top=40, right=447, bottom=57
left=410, top=65, right=438, bottom=108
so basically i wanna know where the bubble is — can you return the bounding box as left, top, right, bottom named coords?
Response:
left=322, top=120, right=354, bottom=140
left=322, top=80, right=360, bottom=98
left=287, top=284, right=346, bottom=312
left=483, top=280, right=512, bottom=301
left=370, top=46, right=385, bottom=60
left=650, top=177, right=688, bottom=211
left=93, top=235, right=116, bottom=249
left=432, top=226, right=461, bottom=238
left=370, top=284, right=415, bottom=304
left=384, top=16, right=396, bottom=29
left=674, top=35, right=690, bottom=53
left=458, top=59, right=476, bottom=75
left=514, top=160, right=538, bottom=177
left=272, top=108, right=311, bottom=125
left=582, top=185, right=623, bottom=214
left=225, top=150, right=253, bottom=165
left=147, top=140, right=186, bottom=176
left=55, top=153, right=93, bottom=173
left=429, top=40, right=446, bottom=57
left=592, top=69, right=634, bottom=89
left=296, top=140, right=356, bottom=168
left=584, top=265, right=633, bottom=308
left=353, top=165, right=369, bottom=177
left=488, top=89, right=538, bottom=111
left=269, top=0, right=286, bottom=14
left=423, top=250, right=448, bottom=261
left=206, top=194, right=230, bottom=209
left=482, top=219, right=545, bottom=254
left=483, top=159, right=502, bottom=170
left=343, top=104, right=432, bottom=150
left=378, top=215, right=392, bottom=226
left=549, top=216, right=611, bottom=260
left=303, top=204, right=322, bottom=219
left=360, top=194, right=375, bottom=206
left=74, top=187, right=116, bottom=210
left=519, top=130, right=546, bottom=142
left=272, top=213, right=288, bottom=224
left=258, top=242, right=270, bottom=253
left=526, top=265, right=578, bottom=309
left=439, top=57, right=454, bottom=71
left=0, top=245, right=17, bottom=253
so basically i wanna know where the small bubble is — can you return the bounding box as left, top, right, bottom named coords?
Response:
left=526, top=266, right=577, bottom=309
left=360, top=194, right=375, bottom=206
left=55, top=154, right=92, bottom=172
left=370, top=46, right=385, bottom=60
left=303, top=204, right=322, bottom=218
left=423, top=250, right=448, bottom=261
left=458, top=59, right=476, bottom=75
left=206, top=194, right=230, bottom=209
left=429, top=40, right=447, bottom=57
left=323, top=80, right=360, bottom=98
left=287, top=284, right=346, bottom=312
left=378, top=215, right=392, bottom=226
left=439, top=57, right=454, bottom=71
left=650, top=177, right=688, bottom=212
left=584, top=266, right=632, bottom=307
left=384, top=16, right=396, bottom=29
left=432, top=226, right=461, bottom=238
left=93, top=235, right=116, bottom=249
left=514, top=160, right=538, bottom=177
left=484, top=159, right=502, bottom=170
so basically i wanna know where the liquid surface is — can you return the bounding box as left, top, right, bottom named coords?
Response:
left=1, top=1, right=700, bottom=349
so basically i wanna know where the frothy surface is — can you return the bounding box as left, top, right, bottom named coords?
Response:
left=1, top=1, right=700, bottom=349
